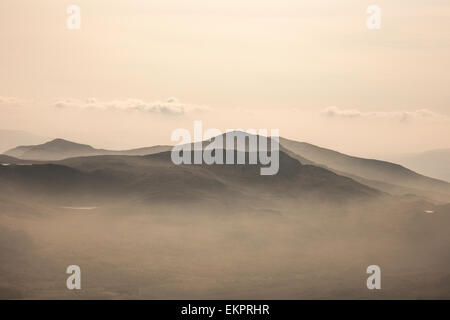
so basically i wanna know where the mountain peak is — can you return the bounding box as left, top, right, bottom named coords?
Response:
left=49, top=138, right=70, bottom=143
left=4, top=138, right=95, bottom=160
left=44, top=138, right=91, bottom=147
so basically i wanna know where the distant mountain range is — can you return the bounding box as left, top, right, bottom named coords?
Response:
left=2, top=134, right=449, bottom=204
left=279, top=138, right=450, bottom=203
left=4, top=138, right=171, bottom=160
left=0, top=150, right=380, bottom=209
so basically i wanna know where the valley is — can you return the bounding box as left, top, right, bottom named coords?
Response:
left=0, top=134, right=449, bottom=299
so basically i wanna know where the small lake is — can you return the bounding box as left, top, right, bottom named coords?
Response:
left=60, top=206, right=99, bottom=210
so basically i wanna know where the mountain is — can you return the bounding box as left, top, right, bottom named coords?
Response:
left=0, top=149, right=380, bottom=207
left=1, top=139, right=449, bottom=301
left=4, top=138, right=171, bottom=161
left=5, top=139, right=96, bottom=160
left=279, top=137, right=450, bottom=202
left=0, top=130, right=47, bottom=153
left=3, top=134, right=449, bottom=203
left=385, top=149, right=450, bottom=183
left=0, top=154, right=29, bottom=164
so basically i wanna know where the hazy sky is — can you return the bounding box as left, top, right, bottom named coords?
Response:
left=0, top=0, right=449, bottom=156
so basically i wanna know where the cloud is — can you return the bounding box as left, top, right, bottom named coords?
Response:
left=322, top=106, right=362, bottom=118
left=321, top=106, right=448, bottom=122
left=53, top=97, right=210, bottom=116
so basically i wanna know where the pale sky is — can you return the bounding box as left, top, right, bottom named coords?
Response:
left=0, top=0, right=449, bottom=156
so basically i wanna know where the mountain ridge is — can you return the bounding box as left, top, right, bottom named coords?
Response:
left=3, top=134, right=449, bottom=203
left=5, top=138, right=171, bottom=160
left=385, top=148, right=450, bottom=183
left=279, top=137, right=450, bottom=202
left=0, top=149, right=381, bottom=207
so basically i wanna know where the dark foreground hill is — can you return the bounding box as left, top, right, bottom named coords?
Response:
left=280, top=137, right=450, bottom=202
left=0, top=149, right=379, bottom=207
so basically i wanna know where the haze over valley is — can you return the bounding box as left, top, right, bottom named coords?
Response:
left=1, top=0, right=449, bottom=300
left=1, top=134, right=449, bottom=299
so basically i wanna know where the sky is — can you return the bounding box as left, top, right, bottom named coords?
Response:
left=0, top=0, right=449, bottom=156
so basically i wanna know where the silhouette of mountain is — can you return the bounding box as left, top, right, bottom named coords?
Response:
left=280, top=137, right=450, bottom=202
left=0, top=130, right=47, bottom=153
left=3, top=133, right=449, bottom=202
left=0, top=154, right=25, bottom=164
left=4, top=138, right=171, bottom=161
left=386, top=149, right=450, bottom=183
left=1, top=135, right=449, bottom=301
left=0, top=163, right=120, bottom=197
left=0, top=149, right=380, bottom=206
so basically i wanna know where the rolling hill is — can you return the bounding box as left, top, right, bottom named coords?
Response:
left=385, top=149, right=450, bottom=183
left=279, top=137, right=450, bottom=202
left=4, top=138, right=171, bottom=160
left=3, top=134, right=449, bottom=203
left=1, top=135, right=449, bottom=301
left=0, top=149, right=380, bottom=207
left=0, top=130, right=47, bottom=153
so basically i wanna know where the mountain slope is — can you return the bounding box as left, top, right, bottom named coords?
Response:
left=386, top=149, right=450, bottom=183
left=0, top=149, right=380, bottom=207
left=4, top=134, right=448, bottom=203
left=0, top=163, right=121, bottom=196
left=0, top=154, right=28, bottom=164
left=5, top=139, right=96, bottom=160
left=279, top=137, right=450, bottom=202
left=0, top=130, right=47, bottom=153
left=4, top=139, right=171, bottom=160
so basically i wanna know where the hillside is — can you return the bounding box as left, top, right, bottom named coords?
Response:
left=0, top=150, right=380, bottom=206
left=4, top=138, right=171, bottom=160
left=3, top=134, right=449, bottom=203
left=280, top=137, right=450, bottom=202
left=386, top=149, right=450, bottom=183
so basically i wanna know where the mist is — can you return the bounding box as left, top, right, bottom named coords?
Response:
left=1, top=191, right=450, bottom=299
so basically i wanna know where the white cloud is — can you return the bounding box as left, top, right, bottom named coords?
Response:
left=321, top=106, right=448, bottom=122
left=53, top=97, right=210, bottom=116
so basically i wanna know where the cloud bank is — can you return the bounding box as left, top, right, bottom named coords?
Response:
left=321, top=106, right=449, bottom=122
left=53, top=97, right=210, bottom=116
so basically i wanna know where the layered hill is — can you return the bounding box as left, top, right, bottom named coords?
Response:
left=386, top=149, right=450, bottom=183
left=4, top=138, right=171, bottom=161
left=0, top=129, right=47, bottom=153
left=0, top=149, right=380, bottom=208
left=279, top=137, right=450, bottom=203
left=3, top=134, right=449, bottom=203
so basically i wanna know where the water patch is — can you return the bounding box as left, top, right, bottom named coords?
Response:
left=60, top=206, right=99, bottom=210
